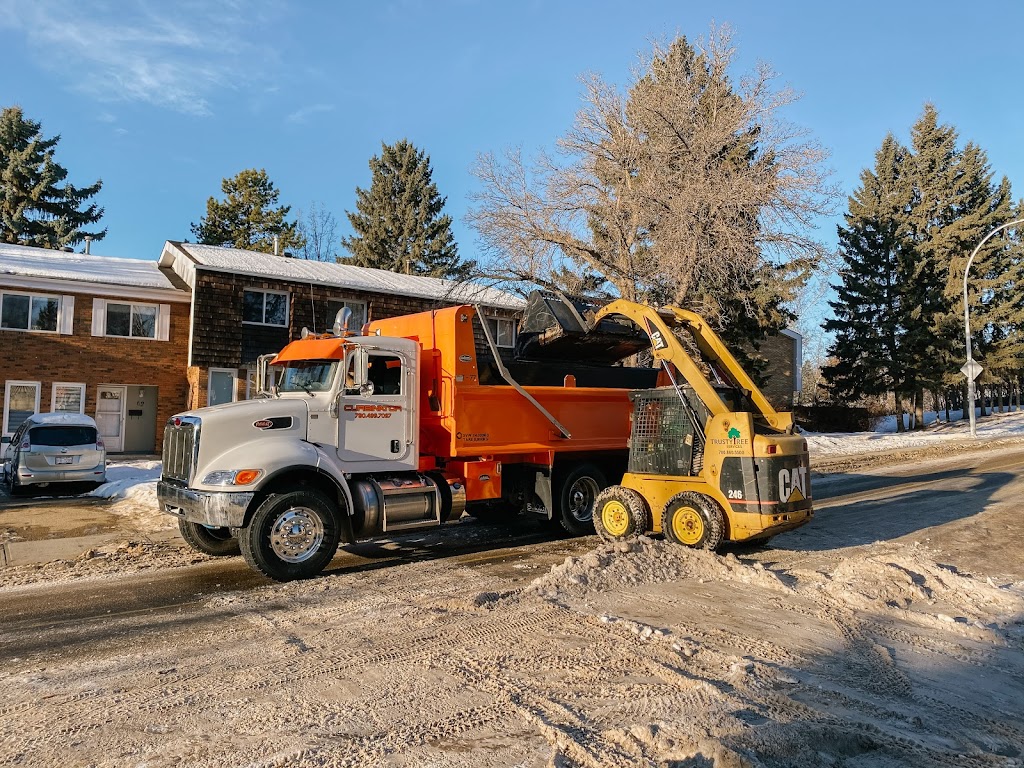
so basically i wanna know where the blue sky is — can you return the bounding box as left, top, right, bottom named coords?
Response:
left=3, top=0, right=1023, bottom=330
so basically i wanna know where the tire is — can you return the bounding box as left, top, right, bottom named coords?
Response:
left=177, top=518, right=241, bottom=557
left=662, top=491, right=724, bottom=550
left=593, top=486, right=650, bottom=542
left=8, top=463, right=27, bottom=496
left=240, top=487, right=340, bottom=581
left=554, top=463, right=607, bottom=536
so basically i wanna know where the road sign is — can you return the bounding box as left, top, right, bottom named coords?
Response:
left=961, top=360, right=983, bottom=381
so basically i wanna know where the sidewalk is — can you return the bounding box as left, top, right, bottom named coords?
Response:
left=0, top=529, right=180, bottom=567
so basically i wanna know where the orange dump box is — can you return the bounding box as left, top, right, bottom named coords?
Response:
left=367, top=305, right=637, bottom=504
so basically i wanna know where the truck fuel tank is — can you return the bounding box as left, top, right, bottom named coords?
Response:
left=350, top=473, right=442, bottom=537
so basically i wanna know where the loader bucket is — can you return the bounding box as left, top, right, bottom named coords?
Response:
left=515, top=291, right=650, bottom=364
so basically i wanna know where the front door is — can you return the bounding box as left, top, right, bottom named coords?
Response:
left=96, top=386, right=125, bottom=453
left=339, top=351, right=413, bottom=471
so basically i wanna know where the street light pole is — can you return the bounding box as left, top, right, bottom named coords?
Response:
left=963, top=218, right=1024, bottom=438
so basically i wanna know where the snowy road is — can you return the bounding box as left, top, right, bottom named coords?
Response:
left=1, top=444, right=1023, bottom=767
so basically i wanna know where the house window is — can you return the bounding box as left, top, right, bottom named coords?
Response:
left=326, top=300, right=367, bottom=334
left=243, top=290, right=289, bottom=326
left=485, top=316, right=516, bottom=348
left=0, top=291, right=59, bottom=333
left=106, top=302, right=158, bottom=338
left=4, top=381, right=40, bottom=436
left=52, top=382, right=86, bottom=414
left=91, top=299, right=169, bottom=340
left=208, top=368, right=238, bottom=406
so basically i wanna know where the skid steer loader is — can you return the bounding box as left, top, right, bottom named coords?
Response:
left=576, top=299, right=813, bottom=549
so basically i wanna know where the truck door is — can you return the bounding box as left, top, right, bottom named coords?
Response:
left=339, top=350, right=414, bottom=470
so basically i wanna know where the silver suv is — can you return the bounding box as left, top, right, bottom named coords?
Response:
left=2, top=413, right=107, bottom=495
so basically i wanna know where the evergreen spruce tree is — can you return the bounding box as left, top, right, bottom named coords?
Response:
left=824, top=135, right=916, bottom=429
left=0, top=106, right=105, bottom=248
left=906, top=107, right=1016, bottom=420
left=191, top=168, right=303, bottom=254
left=343, top=140, right=472, bottom=279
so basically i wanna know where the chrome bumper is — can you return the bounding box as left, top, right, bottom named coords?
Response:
left=157, top=481, right=253, bottom=528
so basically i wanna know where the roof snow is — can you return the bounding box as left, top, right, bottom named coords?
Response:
left=0, top=242, right=181, bottom=291
left=165, top=242, right=524, bottom=310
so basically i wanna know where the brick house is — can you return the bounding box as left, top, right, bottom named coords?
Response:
left=157, top=242, right=524, bottom=408
left=0, top=243, right=190, bottom=452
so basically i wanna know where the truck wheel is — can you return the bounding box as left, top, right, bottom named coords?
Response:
left=177, top=519, right=240, bottom=557
left=593, top=486, right=649, bottom=542
left=240, top=488, right=340, bottom=581
left=554, top=463, right=606, bottom=536
left=662, top=492, right=724, bottom=550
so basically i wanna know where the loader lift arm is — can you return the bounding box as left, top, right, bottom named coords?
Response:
left=592, top=299, right=793, bottom=433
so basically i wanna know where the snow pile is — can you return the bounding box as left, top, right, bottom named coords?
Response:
left=89, top=459, right=160, bottom=503
left=89, top=459, right=171, bottom=532
left=807, top=409, right=1024, bottom=457
left=821, top=545, right=1024, bottom=624
left=527, top=536, right=792, bottom=599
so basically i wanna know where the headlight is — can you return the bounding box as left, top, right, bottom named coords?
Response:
left=202, top=469, right=263, bottom=486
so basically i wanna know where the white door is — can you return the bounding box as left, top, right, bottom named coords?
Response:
left=339, top=351, right=413, bottom=470
left=96, top=386, right=125, bottom=452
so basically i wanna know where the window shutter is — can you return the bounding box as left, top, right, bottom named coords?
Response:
left=59, top=296, right=75, bottom=335
left=91, top=298, right=106, bottom=336
left=157, top=304, right=170, bottom=341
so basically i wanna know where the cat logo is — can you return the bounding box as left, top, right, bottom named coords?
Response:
left=778, top=465, right=809, bottom=502
left=644, top=317, right=668, bottom=351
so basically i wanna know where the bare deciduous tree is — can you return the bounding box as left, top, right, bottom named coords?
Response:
left=297, top=201, right=339, bottom=262
left=468, top=27, right=837, bottom=328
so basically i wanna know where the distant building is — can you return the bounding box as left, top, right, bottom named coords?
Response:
left=0, top=243, right=190, bottom=452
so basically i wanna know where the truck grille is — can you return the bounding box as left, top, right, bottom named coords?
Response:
left=162, top=417, right=199, bottom=484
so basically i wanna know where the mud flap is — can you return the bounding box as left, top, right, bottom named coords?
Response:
left=533, top=469, right=553, bottom=519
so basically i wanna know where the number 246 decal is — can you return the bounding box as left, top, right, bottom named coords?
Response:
left=726, top=489, right=743, bottom=499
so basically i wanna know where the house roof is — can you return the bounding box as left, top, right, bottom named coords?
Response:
left=0, top=242, right=188, bottom=300
left=160, top=241, right=524, bottom=310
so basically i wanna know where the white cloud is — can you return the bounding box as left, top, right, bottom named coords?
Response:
left=286, top=103, right=335, bottom=125
left=0, top=0, right=285, bottom=116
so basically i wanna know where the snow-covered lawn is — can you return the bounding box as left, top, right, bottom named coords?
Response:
left=806, top=408, right=1024, bottom=456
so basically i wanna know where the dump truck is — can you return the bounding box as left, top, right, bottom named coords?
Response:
left=158, top=302, right=652, bottom=580
left=157, top=295, right=811, bottom=581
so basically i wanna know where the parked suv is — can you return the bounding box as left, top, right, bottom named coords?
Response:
left=2, top=413, right=107, bottom=495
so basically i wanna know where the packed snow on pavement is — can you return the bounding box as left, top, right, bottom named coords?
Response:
left=1, top=426, right=1022, bottom=766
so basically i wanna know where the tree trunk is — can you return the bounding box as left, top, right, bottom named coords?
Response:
left=914, top=388, right=925, bottom=430
left=894, top=396, right=905, bottom=433
left=943, top=389, right=951, bottom=423
left=980, top=386, right=989, bottom=418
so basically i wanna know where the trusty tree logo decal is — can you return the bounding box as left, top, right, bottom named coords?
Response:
left=727, top=427, right=741, bottom=442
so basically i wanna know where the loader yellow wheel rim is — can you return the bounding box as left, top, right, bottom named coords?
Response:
left=601, top=500, right=630, bottom=538
left=671, top=506, right=704, bottom=546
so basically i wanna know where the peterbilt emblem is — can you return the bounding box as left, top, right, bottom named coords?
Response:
left=253, top=419, right=273, bottom=429
left=459, top=355, right=472, bottom=363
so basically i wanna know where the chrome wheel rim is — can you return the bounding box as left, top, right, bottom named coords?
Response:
left=568, top=477, right=600, bottom=523
left=269, top=507, right=325, bottom=563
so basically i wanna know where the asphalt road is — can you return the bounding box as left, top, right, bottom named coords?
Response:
left=3, top=443, right=1023, bottom=648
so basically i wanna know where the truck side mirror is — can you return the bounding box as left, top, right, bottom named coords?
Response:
left=354, top=348, right=369, bottom=386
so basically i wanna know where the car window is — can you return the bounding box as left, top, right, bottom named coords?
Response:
left=28, top=426, right=98, bottom=447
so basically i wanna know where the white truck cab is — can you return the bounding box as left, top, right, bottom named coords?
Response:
left=157, top=333, right=449, bottom=581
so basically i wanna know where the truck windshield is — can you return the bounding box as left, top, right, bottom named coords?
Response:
left=277, top=360, right=339, bottom=393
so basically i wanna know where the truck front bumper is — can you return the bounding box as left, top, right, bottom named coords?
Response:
left=157, top=481, right=253, bottom=528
